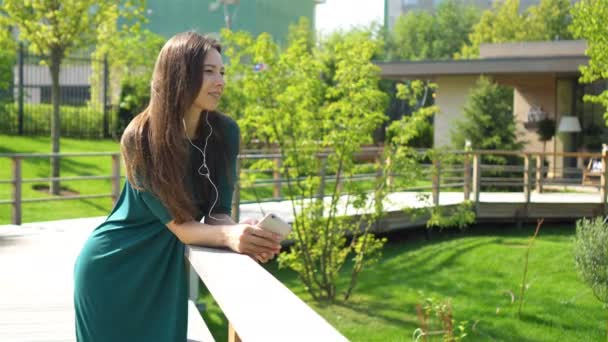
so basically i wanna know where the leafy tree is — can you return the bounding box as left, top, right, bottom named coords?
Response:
left=526, top=0, right=573, bottom=40
left=451, top=77, right=522, bottom=162
left=570, top=0, right=608, bottom=123
left=93, top=28, right=165, bottom=138
left=223, top=20, right=395, bottom=302
left=386, top=0, right=478, bottom=61
left=535, top=118, right=556, bottom=156
left=458, top=0, right=573, bottom=58
left=0, top=21, right=15, bottom=94
left=1, top=0, right=144, bottom=194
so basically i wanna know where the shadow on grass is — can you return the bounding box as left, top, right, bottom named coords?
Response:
left=24, top=157, right=106, bottom=178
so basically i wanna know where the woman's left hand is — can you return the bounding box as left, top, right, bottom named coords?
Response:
left=254, top=252, right=276, bottom=263
left=240, top=217, right=277, bottom=263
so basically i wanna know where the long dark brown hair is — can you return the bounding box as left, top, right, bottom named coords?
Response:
left=121, top=32, right=224, bottom=223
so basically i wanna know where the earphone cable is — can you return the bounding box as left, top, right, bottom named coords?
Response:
left=184, top=111, right=221, bottom=221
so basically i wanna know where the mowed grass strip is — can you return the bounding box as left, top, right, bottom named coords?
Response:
left=0, top=134, right=121, bottom=224
left=198, top=224, right=604, bottom=341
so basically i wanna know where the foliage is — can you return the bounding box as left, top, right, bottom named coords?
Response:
left=458, top=0, right=573, bottom=58
left=386, top=0, right=479, bottom=61
left=451, top=76, right=522, bottom=164
left=91, top=18, right=164, bottom=121
left=535, top=118, right=556, bottom=143
left=535, top=118, right=556, bottom=155
left=0, top=20, right=16, bottom=94
left=574, top=217, right=608, bottom=307
left=426, top=201, right=476, bottom=231
left=413, top=292, right=470, bottom=342
left=221, top=20, right=440, bottom=302
left=0, top=102, right=112, bottom=138
left=1, top=0, right=146, bottom=193
left=570, top=0, right=608, bottom=124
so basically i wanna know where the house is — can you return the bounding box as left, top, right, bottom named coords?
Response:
left=377, top=40, right=607, bottom=178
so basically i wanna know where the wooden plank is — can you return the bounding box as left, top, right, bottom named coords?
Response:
left=185, top=247, right=349, bottom=342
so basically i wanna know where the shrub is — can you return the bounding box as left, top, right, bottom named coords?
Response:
left=574, top=217, right=608, bottom=339
left=0, top=102, right=116, bottom=138
left=574, top=217, right=608, bottom=306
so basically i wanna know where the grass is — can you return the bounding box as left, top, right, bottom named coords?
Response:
left=1, top=134, right=434, bottom=224
left=197, top=223, right=605, bottom=341
left=0, top=134, right=122, bottom=224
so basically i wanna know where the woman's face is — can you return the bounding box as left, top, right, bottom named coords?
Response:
left=193, top=48, right=225, bottom=111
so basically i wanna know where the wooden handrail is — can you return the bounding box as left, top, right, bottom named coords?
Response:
left=3, top=148, right=608, bottom=225
left=185, top=246, right=348, bottom=342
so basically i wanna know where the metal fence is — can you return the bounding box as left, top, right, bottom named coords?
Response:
left=0, top=43, right=116, bottom=139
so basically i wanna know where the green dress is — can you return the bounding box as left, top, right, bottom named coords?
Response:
left=74, top=116, right=239, bottom=342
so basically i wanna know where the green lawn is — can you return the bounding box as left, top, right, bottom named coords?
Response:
left=1, top=134, right=434, bottom=224
left=198, top=224, right=605, bottom=341
left=0, top=134, right=122, bottom=224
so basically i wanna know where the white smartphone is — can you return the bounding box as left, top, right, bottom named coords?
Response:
left=256, top=213, right=292, bottom=239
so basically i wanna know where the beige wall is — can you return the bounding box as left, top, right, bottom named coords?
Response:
left=433, top=75, right=480, bottom=147
left=432, top=74, right=578, bottom=177
left=495, top=75, right=576, bottom=177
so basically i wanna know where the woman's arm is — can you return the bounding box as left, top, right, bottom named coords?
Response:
left=165, top=219, right=281, bottom=257
left=201, top=214, right=277, bottom=263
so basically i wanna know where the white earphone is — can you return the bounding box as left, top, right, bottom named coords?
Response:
left=183, top=112, right=220, bottom=221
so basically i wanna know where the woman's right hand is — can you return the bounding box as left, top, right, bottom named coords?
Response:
left=224, top=224, right=282, bottom=256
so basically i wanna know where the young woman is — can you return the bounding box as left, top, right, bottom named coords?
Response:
left=73, top=32, right=282, bottom=341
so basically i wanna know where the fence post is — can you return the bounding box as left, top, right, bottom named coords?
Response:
left=273, top=157, right=281, bottom=199
left=18, top=42, right=24, bottom=136
left=432, top=157, right=440, bottom=206
left=231, top=158, right=241, bottom=223
left=524, top=154, right=532, bottom=205
left=535, top=154, right=543, bottom=193
left=463, top=152, right=471, bottom=201
left=472, top=153, right=480, bottom=213
left=111, top=154, right=121, bottom=203
left=12, top=157, right=22, bottom=225
left=601, top=145, right=608, bottom=214
left=102, top=54, right=110, bottom=138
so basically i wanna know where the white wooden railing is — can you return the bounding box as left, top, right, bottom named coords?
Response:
left=185, top=246, right=349, bottom=342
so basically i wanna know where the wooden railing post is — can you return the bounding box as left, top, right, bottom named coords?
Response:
left=12, top=157, right=22, bottom=225
left=524, top=154, right=532, bottom=205
left=472, top=153, right=480, bottom=213
left=432, top=158, right=440, bottom=206
left=535, top=154, right=543, bottom=193
left=463, top=152, right=471, bottom=201
left=601, top=145, right=608, bottom=214
left=273, top=157, right=281, bottom=199
left=228, top=323, right=242, bottom=342
left=232, top=158, right=241, bottom=223
left=111, top=154, right=121, bottom=204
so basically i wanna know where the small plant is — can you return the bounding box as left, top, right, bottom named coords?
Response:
left=518, top=218, right=543, bottom=319
left=574, top=217, right=608, bottom=340
left=413, top=293, right=469, bottom=342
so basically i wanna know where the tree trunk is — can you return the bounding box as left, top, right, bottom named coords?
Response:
left=49, top=50, right=62, bottom=195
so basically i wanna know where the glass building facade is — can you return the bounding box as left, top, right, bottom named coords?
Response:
left=144, top=0, right=315, bottom=44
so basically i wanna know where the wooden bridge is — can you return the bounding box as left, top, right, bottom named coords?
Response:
left=1, top=148, right=606, bottom=341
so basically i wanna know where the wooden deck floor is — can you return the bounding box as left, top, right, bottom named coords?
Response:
left=0, top=190, right=601, bottom=341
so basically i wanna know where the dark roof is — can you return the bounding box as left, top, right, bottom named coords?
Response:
left=376, top=56, right=589, bottom=79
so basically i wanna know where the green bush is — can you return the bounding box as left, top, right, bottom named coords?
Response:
left=574, top=217, right=608, bottom=306
left=115, top=76, right=149, bottom=139
left=0, top=102, right=117, bottom=138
